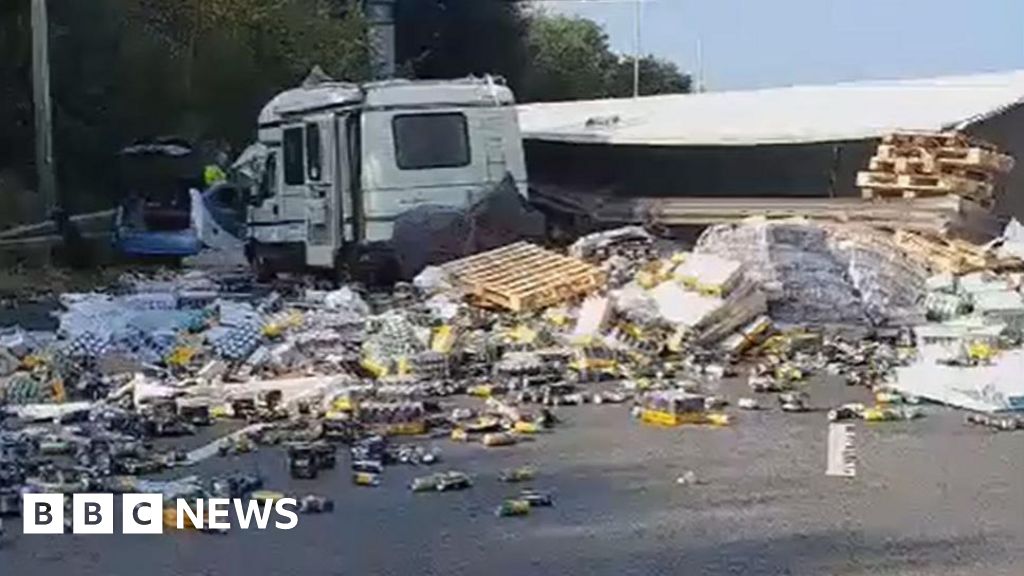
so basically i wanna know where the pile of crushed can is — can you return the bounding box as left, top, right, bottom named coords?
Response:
left=3, top=219, right=1023, bottom=532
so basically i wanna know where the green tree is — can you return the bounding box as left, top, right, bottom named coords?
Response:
left=3, top=0, right=689, bottom=220
left=0, top=0, right=33, bottom=178
left=521, top=14, right=617, bottom=102
left=520, top=13, right=691, bottom=102
left=41, top=0, right=370, bottom=211
left=607, top=55, right=693, bottom=98
left=395, top=0, right=528, bottom=91
left=129, top=0, right=371, bottom=142
left=0, top=0, right=37, bottom=224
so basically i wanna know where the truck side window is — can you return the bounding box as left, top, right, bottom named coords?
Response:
left=283, top=127, right=305, bottom=185
left=392, top=113, right=470, bottom=170
left=305, top=123, right=322, bottom=181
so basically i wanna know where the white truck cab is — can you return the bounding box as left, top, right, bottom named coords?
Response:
left=248, top=76, right=527, bottom=278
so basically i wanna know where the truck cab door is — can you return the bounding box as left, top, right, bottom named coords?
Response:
left=335, top=113, right=357, bottom=244
left=281, top=116, right=340, bottom=268
left=250, top=124, right=315, bottom=252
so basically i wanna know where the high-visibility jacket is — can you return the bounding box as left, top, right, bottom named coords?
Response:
left=203, top=164, right=227, bottom=187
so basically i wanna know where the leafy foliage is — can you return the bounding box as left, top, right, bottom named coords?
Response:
left=393, top=4, right=689, bottom=102
left=607, top=54, right=693, bottom=98
left=521, top=15, right=618, bottom=102
left=395, top=0, right=528, bottom=91
left=6, top=0, right=370, bottom=213
left=0, top=1, right=33, bottom=175
left=0, top=1, right=687, bottom=219
left=521, top=13, right=691, bottom=102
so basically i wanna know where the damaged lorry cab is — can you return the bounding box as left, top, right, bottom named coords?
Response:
left=248, top=77, right=527, bottom=279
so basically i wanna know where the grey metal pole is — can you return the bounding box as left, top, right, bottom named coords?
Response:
left=632, top=0, right=640, bottom=97
left=31, top=0, right=57, bottom=216
left=366, top=0, right=397, bottom=80
left=696, top=36, right=704, bottom=92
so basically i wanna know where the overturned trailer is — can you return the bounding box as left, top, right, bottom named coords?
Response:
left=519, top=70, right=1024, bottom=232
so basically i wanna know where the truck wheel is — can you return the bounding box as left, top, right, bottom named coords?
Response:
left=345, top=247, right=399, bottom=287
left=250, top=254, right=274, bottom=283
left=365, top=258, right=398, bottom=287
left=332, top=252, right=354, bottom=286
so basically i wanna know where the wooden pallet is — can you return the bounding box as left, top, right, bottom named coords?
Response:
left=441, top=242, right=605, bottom=312
left=857, top=171, right=994, bottom=198
left=874, top=145, right=1014, bottom=173
left=867, top=157, right=994, bottom=182
left=891, top=231, right=991, bottom=274
left=861, top=190, right=994, bottom=208
left=935, top=147, right=1015, bottom=173
left=881, top=131, right=991, bottom=150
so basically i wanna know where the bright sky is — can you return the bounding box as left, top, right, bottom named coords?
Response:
left=538, top=0, right=1024, bottom=90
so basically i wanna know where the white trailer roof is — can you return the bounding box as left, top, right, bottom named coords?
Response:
left=517, top=70, right=1024, bottom=146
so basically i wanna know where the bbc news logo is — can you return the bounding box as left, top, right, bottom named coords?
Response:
left=22, top=493, right=299, bottom=534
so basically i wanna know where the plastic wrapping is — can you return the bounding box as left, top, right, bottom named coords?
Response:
left=894, top=345, right=1024, bottom=413
left=995, top=217, right=1024, bottom=260
left=423, top=295, right=463, bottom=322
left=696, top=220, right=926, bottom=326
left=322, top=287, right=370, bottom=316
left=216, top=300, right=262, bottom=328
left=610, top=284, right=661, bottom=325
left=672, top=253, right=743, bottom=296
left=58, top=294, right=202, bottom=348
left=650, top=282, right=724, bottom=327
left=0, top=326, right=50, bottom=358
left=391, top=175, right=545, bottom=279
left=569, top=226, right=652, bottom=260
left=412, top=266, right=455, bottom=295
left=569, top=227, right=656, bottom=289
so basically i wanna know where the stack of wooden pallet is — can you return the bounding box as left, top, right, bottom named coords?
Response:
left=857, top=131, right=1014, bottom=206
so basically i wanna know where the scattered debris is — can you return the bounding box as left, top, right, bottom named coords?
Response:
left=697, top=220, right=926, bottom=326
left=828, top=404, right=866, bottom=422
left=352, top=472, right=380, bottom=487
left=3, top=178, right=1023, bottom=533
left=495, top=498, right=531, bottom=517
left=498, top=466, right=537, bottom=483
left=676, top=470, right=702, bottom=486
left=298, top=494, right=335, bottom=514
left=410, top=471, right=472, bottom=492
left=737, top=397, right=760, bottom=410
left=964, top=413, right=1023, bottom=431
left=482, top=432, right=518, bottom=447
left=779, top=391, right=811, bottom=413
left=517, top=488, right=553, bottom=507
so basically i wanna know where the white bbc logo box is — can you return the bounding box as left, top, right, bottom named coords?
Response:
left=23, top=493, right=164, bottom=535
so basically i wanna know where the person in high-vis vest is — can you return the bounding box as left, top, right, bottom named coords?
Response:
left=203, top=163, right=226, bottom=187
left=203, top=149, right=229, bottom=187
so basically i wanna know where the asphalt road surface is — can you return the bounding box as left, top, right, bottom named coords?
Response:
left=4, top=377, right=1023, bottom=576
